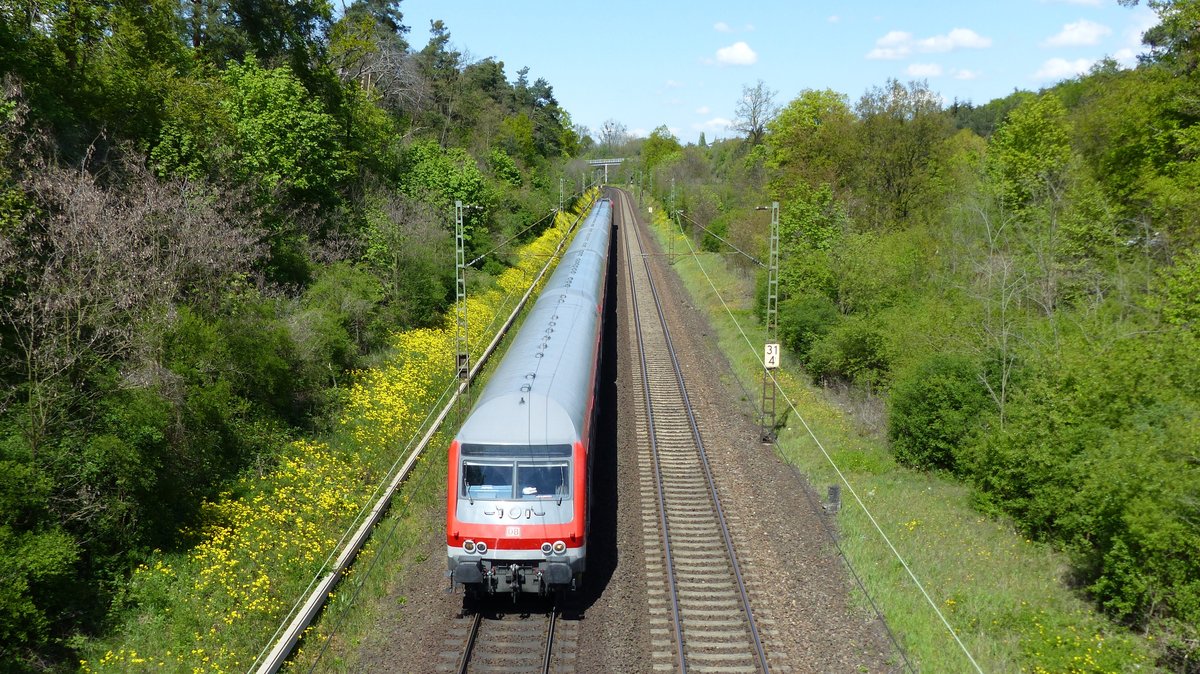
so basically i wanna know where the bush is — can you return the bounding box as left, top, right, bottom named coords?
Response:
left=778, top=292, right=838, bottom=358
left=805, top=316, right=891, bottom=388
left=959, top=327, right=1200, bottom=651
left=700, top=218, right=726, bottom=253
left=887, top=353, right=987, bottom=471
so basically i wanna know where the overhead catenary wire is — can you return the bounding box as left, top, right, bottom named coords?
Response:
left=466, top=185, right=594, bottom=268
left=655, top=193, right=984, bottom=674
left=677, top=210, right=765, bottom=268
left=467, top=208, right=557, bottom=267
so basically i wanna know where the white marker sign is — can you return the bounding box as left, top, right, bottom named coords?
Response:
left=764, top=343, right=780, bottom=369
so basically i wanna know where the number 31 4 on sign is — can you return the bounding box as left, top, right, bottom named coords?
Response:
left=764, top=343, right=780, bottom=369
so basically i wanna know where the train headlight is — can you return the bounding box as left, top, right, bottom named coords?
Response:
left=541, top=542, right=553, bottom=555
left=475, top=541, right=488, bottom=554
left=552, top=540, right=566, bottom=555
left=463, top=540, right=475, bottom=554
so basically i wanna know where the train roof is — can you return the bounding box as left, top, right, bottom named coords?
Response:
left=456, top=199, right=611, bottom=448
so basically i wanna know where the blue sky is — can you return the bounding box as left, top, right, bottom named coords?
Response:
left=399, top=0, right=1158, bottom=145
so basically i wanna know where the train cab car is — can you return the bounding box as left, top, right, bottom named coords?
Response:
left=447, top=198, right=613, bottom=597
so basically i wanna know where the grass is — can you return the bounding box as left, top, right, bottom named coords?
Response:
left=638, top=198, right=1158, bottom=673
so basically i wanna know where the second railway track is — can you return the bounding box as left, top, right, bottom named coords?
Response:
left=616, top=189, right=775, bottom=674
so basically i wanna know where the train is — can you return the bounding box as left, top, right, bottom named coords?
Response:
left=446, top=196, right=614, bottom=597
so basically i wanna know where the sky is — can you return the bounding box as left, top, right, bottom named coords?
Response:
left=398, top=0, right=1159, bottom=145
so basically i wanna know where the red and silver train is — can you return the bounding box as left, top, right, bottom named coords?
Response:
left=447, top=197, right=613, bottom=596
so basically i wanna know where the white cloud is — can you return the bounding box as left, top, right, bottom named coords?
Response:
left=695, top=105, right=711, bottom=114
left=1114, top=47, right=1137, bottom=66
left=714, top=21, right=754, bottom=34
left=867, top=28, right=990, bottom=60
left=953, top=68, right=980, bottom=80
left=1044, top=19, right=1112, bottom=46
left=665, top=79, right=684, bottom=89
left=828, top=15, right=840, bottom=23
left=631, top=128, right=649, bottom=139
left=907, top=63, right=944, bottom=77
left=917, top=28, right=992, bottom=52
left=692, top=117, right=733, bottom=133
left=715, top=41, right=758, bottom=66
left=1034, top=57, right=1093, bottom=79
left=867, top=30, right=914, bottom=59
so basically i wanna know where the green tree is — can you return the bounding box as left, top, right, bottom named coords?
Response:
left=642, top=125, right=682, bottom=172
left=987, top=93, right=1072, bottom=212
left=779, top=181, right=846, bottom=252
left=499, top=113, right=536, bottom=165
left=221, top=56, right=350, bottom=208
left=399, top=140, right=491, bottom=243
left=1121, top=0, right=1200, bottom=73
left=766, top=88, right=856, bottom=195
left=853, top=79, right=954, bottom=227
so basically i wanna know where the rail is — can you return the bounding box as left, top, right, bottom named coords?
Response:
left=452, top=604, right=558, bottom=673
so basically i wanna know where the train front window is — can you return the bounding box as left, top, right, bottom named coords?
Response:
left=517, top=462, right=569, bottom=499
left=462, top=462, right=513, bottom=500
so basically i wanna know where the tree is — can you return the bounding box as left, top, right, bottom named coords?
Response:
left=363, top=195, right=451, bottom=327
left=766, top=88, right=856, bottom=195
left=1, top=154, right=258, bottom=454
left=641, top=125, right=682, bottom=171
left=733, top=79, right=778, bottom=146
left=599, top=118, right=629, bottom=152
left=986, top=94, right=1075, bottom=318
left=329, top=12, right=427, bottom=115
left=1120, top=0, right=1200, bottom=73
left=221, top=56, right=350, bottom=209
left=344, top=0, right=408, bottom=39
left=987, top=93, right=1072, bottom=212
left=854, top=79, right=954, bottom=227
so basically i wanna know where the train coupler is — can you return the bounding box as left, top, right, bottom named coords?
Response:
left=508, top=564, right=523, bottom=602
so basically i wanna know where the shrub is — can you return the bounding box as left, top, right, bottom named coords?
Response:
left=805, top=316, right=891, bottom=388
left=887, top=353, right=987, bottom=471
left=959, top=327, right=1200, bottom=652
left=488, top=148, right=521, bottom=186
left=700, top=218, right=727, bottom=253
left=778, top=292, right=839, bottom=358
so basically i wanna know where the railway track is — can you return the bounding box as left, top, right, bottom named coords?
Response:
left=616, top=189, right=774, bottom=674
left=438, top=599, right=576, bottom=674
